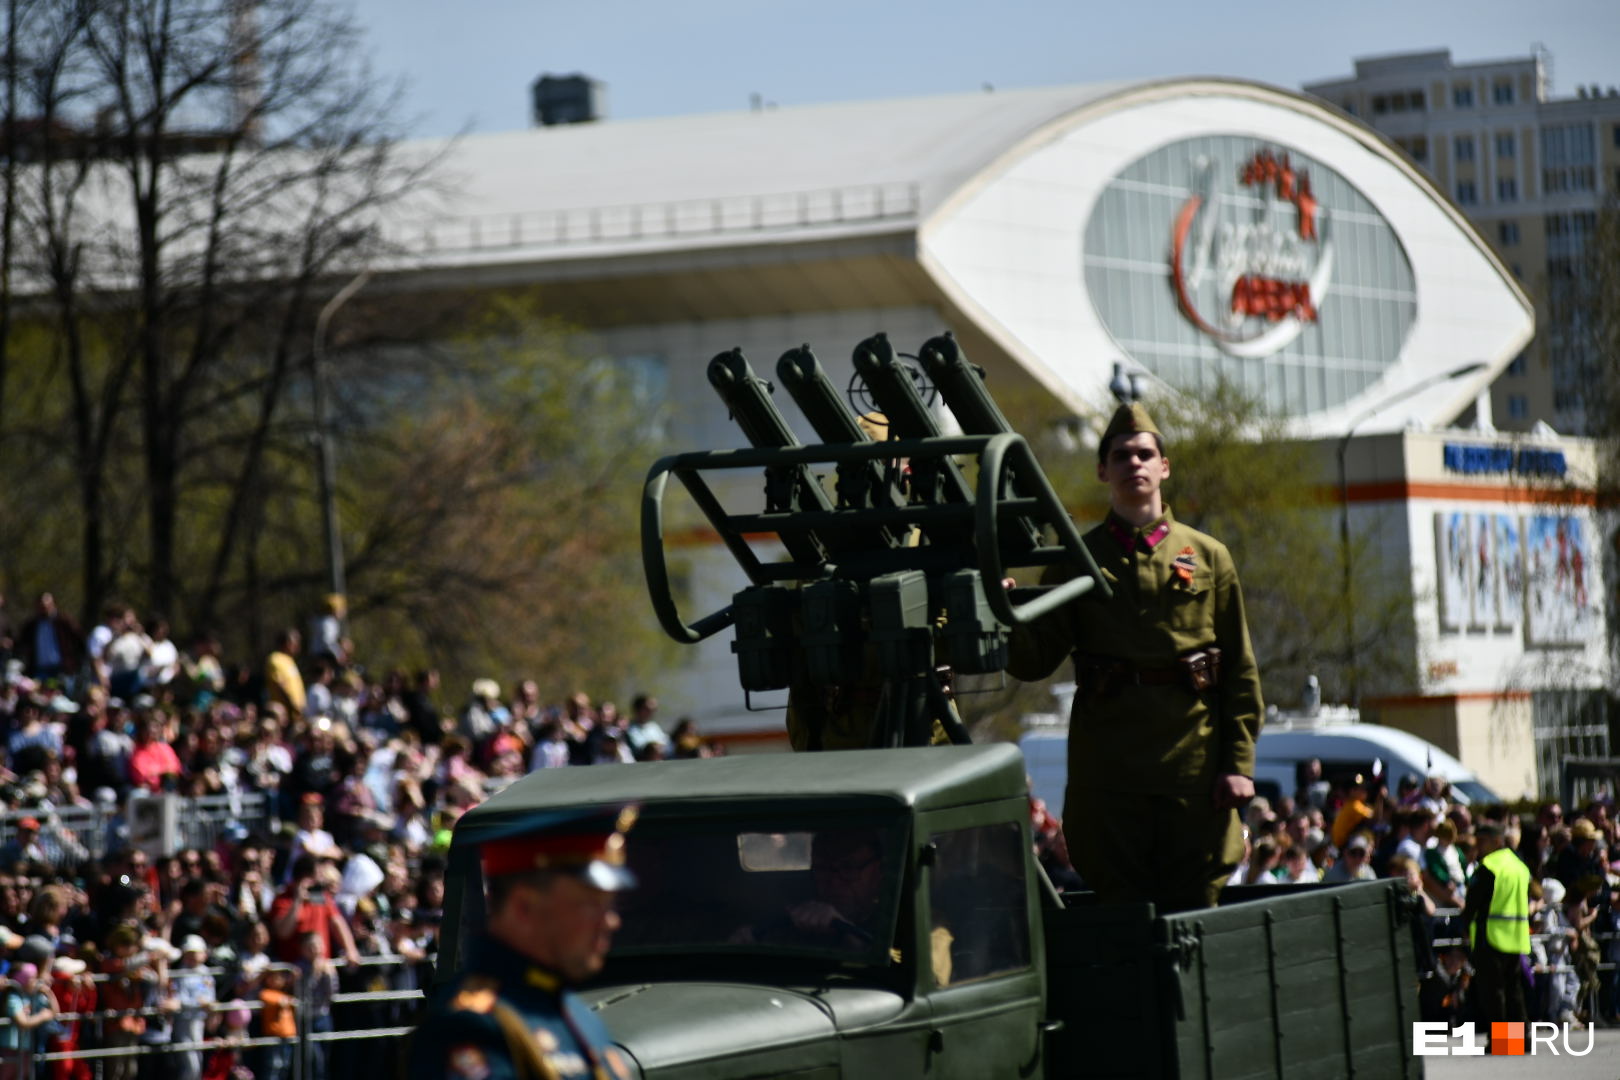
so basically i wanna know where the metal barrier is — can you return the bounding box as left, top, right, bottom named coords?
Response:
left=0, top=956, right=430, bottom=1080
left=0, top=792, right=270, bottom=862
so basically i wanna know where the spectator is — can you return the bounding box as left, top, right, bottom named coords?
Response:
left=529, top=719, right=571, bottom=770
left=1, top=959, right=59, bottom=1069
left=402, top=670, right=441, bottom=746
left=298, top=932, right=338, bottom=1080
left=625, top=694, right=670, bottom=760
left=1555, top=819, right=1609, bottom=909
left=17, top=594, right=86, bottom=684
left=287, top=796, right=340, bottom=878
left=128, top=715, right=183, bottom=793
left=255, top=966, right=298, bottom=1080
left=0, top=819, right=47, bottom=871
left=460, top=679, right=506, bottom=746
left=263, top=630, right=305, bottom=718
left=307, top=595, right=349, bottom=668
left=103, top=616, right=152, bottom=703
left=145, top=620, right=181, bottom=690
left=46, top=951, right=92, bottom=1080
left=1323, top=835, right=1376, bottom=882
left=305, top=661, right=337, bottom=721
left=170, top=936, right=216, bottom=1080
left=98, top=926, right=156, bottom=1080
left=1330, top=775, right=1375, bottom=851
left=268, top=855, right=361, bottom=967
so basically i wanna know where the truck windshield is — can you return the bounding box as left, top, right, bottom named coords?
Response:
left=610, top=820, right=907, bottom=966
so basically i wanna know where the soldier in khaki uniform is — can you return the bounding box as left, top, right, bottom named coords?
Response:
left=1007, top=402, right=1263, bottom=911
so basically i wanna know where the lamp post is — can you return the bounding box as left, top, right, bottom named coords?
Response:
left=1337, top=362, right=1486, bottom=706
left=310, top=269, right=372, bottom=615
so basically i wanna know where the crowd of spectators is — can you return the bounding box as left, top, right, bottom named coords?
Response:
left=1031, top=762, right=1620, bottom=1030
left=0, top=589, right=715, bottom=1077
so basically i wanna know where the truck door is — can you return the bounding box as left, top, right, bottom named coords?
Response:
left=918, top=810, right=1045, bottom=1078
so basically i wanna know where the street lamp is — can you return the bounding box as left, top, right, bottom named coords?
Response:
left=1337, top=361, right=1487, bottom=706
left=310, top=268, right=372, bottom=617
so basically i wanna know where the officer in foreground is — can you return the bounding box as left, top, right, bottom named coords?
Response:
left=411, top=805, right=638, bottom=1080
left=1007, top=402, right=1264, bottom=911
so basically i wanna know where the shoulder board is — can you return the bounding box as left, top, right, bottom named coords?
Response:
left=450, top=975, right=500, bottom=1015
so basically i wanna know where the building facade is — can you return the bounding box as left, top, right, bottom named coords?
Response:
left=380, top=76, right=1604, bottom=792
left=1305, top=49, right=1620, bottom=435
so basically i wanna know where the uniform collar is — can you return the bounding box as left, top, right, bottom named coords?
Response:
left=1106, top=507, right=1174, bottom=554
left=466, top=932, right=564, bottom=994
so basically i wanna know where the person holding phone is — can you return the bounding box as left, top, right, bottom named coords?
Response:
left=267, top=854, right=361, bottom=966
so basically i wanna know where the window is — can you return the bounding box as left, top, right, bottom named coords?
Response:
left=1612, top=123, right=1619, bottom=148
left=1454, top=85, right=1475, bottom=108
left=1409, top=136, right=1428, bottom=162
left=928, top=822, right=1030, bottom=987
left=1342, top=99, right=1357, bottom=116
left=1498, top=221, right=1520, bottom=245
left=1493, top=81, right=1515, bottom=105
left=1506, top=352, right=1527, bottom=376
left=1495, top=132, right=1516, bottom=158
left=1456, top=181, right=1478, bottom=205
left=1511, top=264, right=1523, bottom=279
left=1372, top=94, right=1390, bottom=115
left=1454, top=135, right=1475, bottom=162
left=1506, top=395, right=1529, bottom=420
left=1541, top=124, right=1596, bottom=194
left=1497, top=177, right=1518, bottom=202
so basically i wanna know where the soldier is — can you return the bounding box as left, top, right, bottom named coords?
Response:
left=1006, top=402, right=1263, bottom=912
left=410, top=805, right=639, bottom=1080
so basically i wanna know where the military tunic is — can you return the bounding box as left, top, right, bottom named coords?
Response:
left=410, top=934, right=630, bottom=1080
left=1007, top=507, right=1264, bottom=910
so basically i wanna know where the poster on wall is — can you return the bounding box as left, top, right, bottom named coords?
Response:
left=1524, top=515, right=1592, bottom=645
left=1435, top=512, right=1470, bottom=632
left=1469, top=513, right=1496, bottom=628
left=1493, top=515, right=1524, bottom=630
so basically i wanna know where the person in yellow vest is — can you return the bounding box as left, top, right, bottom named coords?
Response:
left=1461, top=820, right=1531, bottom=1031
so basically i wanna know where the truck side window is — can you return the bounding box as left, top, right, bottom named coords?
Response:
left=928, top=822, right=1030, bottom=987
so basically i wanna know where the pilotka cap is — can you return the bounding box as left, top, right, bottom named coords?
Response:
left=1100, top=402, right=1163, bottom=451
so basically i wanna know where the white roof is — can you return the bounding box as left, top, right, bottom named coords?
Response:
left=394, top=82, right=1135, bottom=258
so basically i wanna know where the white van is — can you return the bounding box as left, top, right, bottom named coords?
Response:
left=1018, top=707, right=1500, bottom=815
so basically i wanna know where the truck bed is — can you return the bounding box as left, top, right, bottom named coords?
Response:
left=1043, top=879, right=1424, bottom=1079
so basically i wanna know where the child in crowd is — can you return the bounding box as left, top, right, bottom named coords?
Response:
left=256, top=966, right=298, bottom=1080
left=298, top=933, right=339, bottom=1080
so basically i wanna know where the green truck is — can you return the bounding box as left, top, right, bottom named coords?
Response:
left=440, top=744, right=1425, bottom=1079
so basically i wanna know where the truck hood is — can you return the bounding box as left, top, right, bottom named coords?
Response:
left=584, top=981, right=897, bottom=1074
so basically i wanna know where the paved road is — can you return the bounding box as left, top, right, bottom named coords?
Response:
left=1424, top=1026, right=1620, bottom=1079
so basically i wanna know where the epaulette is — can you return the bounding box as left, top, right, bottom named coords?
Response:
left=449, top=975, right=500, bottom=1015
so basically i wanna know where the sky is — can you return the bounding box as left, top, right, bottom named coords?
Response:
left=345, top=0, right=1618, bottom=139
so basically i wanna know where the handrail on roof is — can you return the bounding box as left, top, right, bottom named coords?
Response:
left=393, top=181, right=921, bottom=256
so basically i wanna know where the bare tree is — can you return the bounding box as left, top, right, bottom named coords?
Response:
left=2, top=0, right=434, bottom=624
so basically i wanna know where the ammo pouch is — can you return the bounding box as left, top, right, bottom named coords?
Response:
left=1180, top=647, right=1222, bottom=693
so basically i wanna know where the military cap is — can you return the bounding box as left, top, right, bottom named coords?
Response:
left=474, top=803, right=640, bottom=892
left=1099, top=402, right=1163, bottom=451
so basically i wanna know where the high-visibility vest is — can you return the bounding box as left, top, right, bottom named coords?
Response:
left=1471, top=847, right=1530, bottom=955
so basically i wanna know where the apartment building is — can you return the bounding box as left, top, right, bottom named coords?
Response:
left=1306, top=49, right=1620, bottom=435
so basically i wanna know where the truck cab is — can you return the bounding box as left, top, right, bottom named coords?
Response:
left=441, top=744, right=1048, bottom=1079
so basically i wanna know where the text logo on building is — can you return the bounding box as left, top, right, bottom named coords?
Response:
left=1170, top=149, right=1328, bottom=358
left=1411, top=1021, right=1594, bottom=1057
left=1081, top=133, right=1416, bottom=416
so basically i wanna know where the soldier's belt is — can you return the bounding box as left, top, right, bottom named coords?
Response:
left=1074, top=649, right=1222, bottom=696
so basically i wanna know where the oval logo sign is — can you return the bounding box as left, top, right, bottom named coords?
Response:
left=1082, top=135, right=1416, bottom=414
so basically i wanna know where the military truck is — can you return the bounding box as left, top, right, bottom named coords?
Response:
left=440, top=744, right=1425, bottom=1079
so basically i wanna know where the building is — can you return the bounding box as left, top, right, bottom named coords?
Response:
left=380, top=76, right=1606, bottom=793
left=1305, top=49, right=1620, bottom=435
